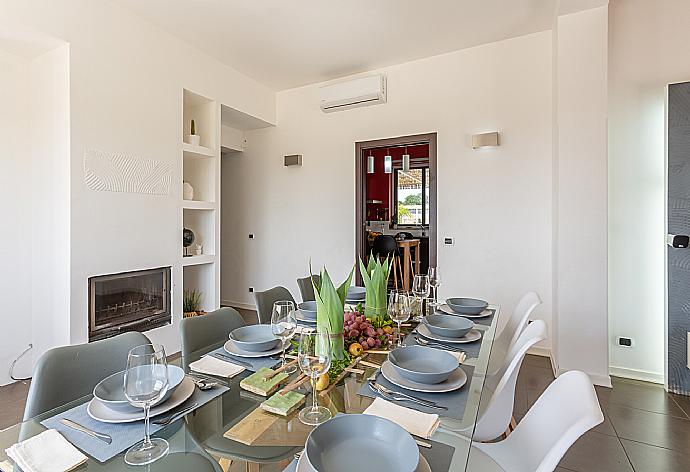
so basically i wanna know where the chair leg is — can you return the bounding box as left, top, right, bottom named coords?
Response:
left=509, top=416, right=517, bottom=431
left=392, top=255, right=399, bottom=289
left=245, top=462, right=260, bottom=472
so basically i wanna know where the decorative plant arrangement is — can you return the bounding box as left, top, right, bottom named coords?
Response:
left=183, top=289, right=205, bottom=318
left=359, top=254, right=392, bottom=321
left=311, top=264, right=353, bottom=361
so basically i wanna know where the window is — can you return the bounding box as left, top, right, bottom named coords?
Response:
left=394, top=167, right=429, bottom=226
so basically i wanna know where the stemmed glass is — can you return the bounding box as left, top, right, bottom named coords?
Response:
left=271, top=301, right=298, bottom=374
left=412, top=274, right=430, bottom=319
left=123, top=344, right=170, bottom=466
left=297, top=329, right=332, bottom=426
left=428, top=267, right=441, bottom=308
left=388, top=290, right=411, bottom=347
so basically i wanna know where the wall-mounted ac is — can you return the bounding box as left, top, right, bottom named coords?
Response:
left=320, top=74, right=387, bottom=113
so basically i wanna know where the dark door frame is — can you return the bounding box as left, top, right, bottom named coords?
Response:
left=355, top=132, right=438, bottom=285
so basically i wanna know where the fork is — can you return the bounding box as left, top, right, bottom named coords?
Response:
left=415, top=337, right=465, bottom=352
left=152, top=402, right=199, bottom=426
left=369, top=382, right=447, bottom=410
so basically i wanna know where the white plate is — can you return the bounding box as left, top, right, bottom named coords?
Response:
left=224, top=339, right=285, bottom=358
left=297, top=448, right=431, bottom=472
left=417, top=324, right=482, bottom=344
left=381, top=360, right=467, bottom=393
left=438, top=304, right=493, bottom=318
left=87, top=377, right=195, bottom=423
left=296, top=310, right=317, bottom=324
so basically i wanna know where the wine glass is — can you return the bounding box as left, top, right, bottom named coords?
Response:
left=271, top=301, right=298, bottom=374
left=412, top=274, right=430, bottom=318
left=124, top=344, right=170, bottom=466
left=297, top=329, right=332, bottom=426
left=428, top=267, right=441, bottom=308
left=388, top=290, right=411, bottom=347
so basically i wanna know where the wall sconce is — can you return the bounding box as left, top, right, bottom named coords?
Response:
left=472, top=132, right=500, bottom=149
left=367, top=154, right=375, bottom=173
left=384, top=154, right=392, bottom=174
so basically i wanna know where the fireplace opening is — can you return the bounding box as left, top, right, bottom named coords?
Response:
left=89, top=267, right=171, bottom=342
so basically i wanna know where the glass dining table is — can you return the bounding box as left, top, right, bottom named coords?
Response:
left=0, top=306, right=502, bottom=472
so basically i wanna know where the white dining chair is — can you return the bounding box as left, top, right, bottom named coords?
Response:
left=467, top=370, right=604, bottom=472
left=472, top=319, right=547, bottom=442
left=487, top=291, right=542, bottom=377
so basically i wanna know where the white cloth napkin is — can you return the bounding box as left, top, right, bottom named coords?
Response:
left=190, top=355, right=245, bottom=378
left=5, top=429, right=87, bottom=472
left=363, top=397, right=440, bottom=439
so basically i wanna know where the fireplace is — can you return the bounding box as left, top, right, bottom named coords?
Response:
left=89, top=267, right=171, bottom=342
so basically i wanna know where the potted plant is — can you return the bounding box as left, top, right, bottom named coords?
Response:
left=183, top=289, right=205, bottom=318
left=311, top=264, right=354, bottom=361
left=186, top=119, right=201, bottom=146
left=359, top=254, right=392, bottom=321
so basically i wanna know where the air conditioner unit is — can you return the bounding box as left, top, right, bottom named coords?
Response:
left=320, top=74, right=387, bottom=113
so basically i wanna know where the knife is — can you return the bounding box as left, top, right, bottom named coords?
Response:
left=208, top=352, right=253, bottom=369
left=59, top=418, right=112, bottom=444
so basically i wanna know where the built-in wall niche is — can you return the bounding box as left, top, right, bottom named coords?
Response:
left=183, top=90, right=216, bottom=151
left=182, top=263, right=215, bottom=313
left=183, top=155, right=215, bottom=202
left=183, top=208, right=215, bottom=258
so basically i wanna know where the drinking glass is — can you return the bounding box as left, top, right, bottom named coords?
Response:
left=388, top=290, right=411, bottom=346
left=412, top=274, right=430, bottom=318
left=271, top=301, right=298, bottom=374
left=298, top=329, right=332, bottom=426
left=428, top=267, right=441, bottom=307
left=124, top=344, right=170, bottom=466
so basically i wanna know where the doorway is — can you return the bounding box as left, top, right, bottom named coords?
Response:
left=354, top=133, right=437, bottom=287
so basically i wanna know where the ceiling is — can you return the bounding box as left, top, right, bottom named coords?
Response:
left=114, top=0, right=557, bottom=91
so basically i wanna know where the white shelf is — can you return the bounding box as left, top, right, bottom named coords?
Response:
left=182, top=200, right=215, bottom=210
left=183, top=142, right=215, bottom=158
left=182, top=254, right=215, bottom=266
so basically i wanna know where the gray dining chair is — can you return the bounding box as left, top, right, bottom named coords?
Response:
left=23, top=331, right=150, bottom=421
left=253, top=286, right=296, bottom=324
left=180, top=307, right=245, bottom=370
left=296, top=275, right=320, bottom=302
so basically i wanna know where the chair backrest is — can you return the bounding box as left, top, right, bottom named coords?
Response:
left=297, top=275, right=320, bottom=302
left=253, top=286, right=296, bottom=324
left=372, top=235, right=398, bottom=257
left=472, top=320, right=547, bottom=442
left=180, top=307, right=245, bottom=370
left=475, top=371, right=603, bottom=472
left=23, top=331, right=150, bottom=420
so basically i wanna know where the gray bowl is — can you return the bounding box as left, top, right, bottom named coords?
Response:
left=298, top=301, right=317, bottom=320
left=229, top=325, right=280, bottom=352
left=423, top=314, right=474, bottom=338
left=446, top=297, right=489, bottom=315
left=388, top=346, right=458, bottom=384
left=305, top=414, right=418, bottom=472
left=93, top=365, right=184, bottom=412
left=347, top=286, right=366, bottom=300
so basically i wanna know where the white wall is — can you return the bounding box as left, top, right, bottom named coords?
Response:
left=221, top=31, right=555, bottom=350
left=0, top=51, right=32, bottom=385
left=608, top=0, right=690, bottom=383
left=553, top=6, right=610, bottom=386
left=1, top=0, right=276, bottom=368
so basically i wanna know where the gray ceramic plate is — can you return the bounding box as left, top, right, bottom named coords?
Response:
left=445, top=297, right=489, bottom=315
left=304, top=415, right=419, bottom=472
left=224, top=339, right=284, bottom=358
left=388, top=346, right=458, bottom=384
left=346, top=286, right=366, bottom=300
left=298, top=301, right=317, bottom=320
left=88, top=377, right=195, bottom=423
left=417, top=324, right=482, bottom=344
left=422, top=314, right=474, bottom=338
left=438, top=304, right=492, bottom=319
left=229, top=325, right=280, bottom=352
left=297, top=447, right=430, bottom=472
left=93, top=365, right=185, bottom=412
left=381, top=360, right=467, bottom=393
left=296, top=310, right=317, bottom=324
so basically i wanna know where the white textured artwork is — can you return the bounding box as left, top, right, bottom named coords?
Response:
left=84, top=149, right=172, bottom=195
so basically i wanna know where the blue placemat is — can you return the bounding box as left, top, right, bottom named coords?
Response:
left=40, top=383, right=228, bottom=462
left=282, top=439, right=455, bottom=472
left=356, top=364, right=474, bottom=420
left=207, top=346, right=282, bottom=372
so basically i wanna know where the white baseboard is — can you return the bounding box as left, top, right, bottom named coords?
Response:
left=609, top=366, right=664, bottom=385
left=221, top=300, right=256, bottom=311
